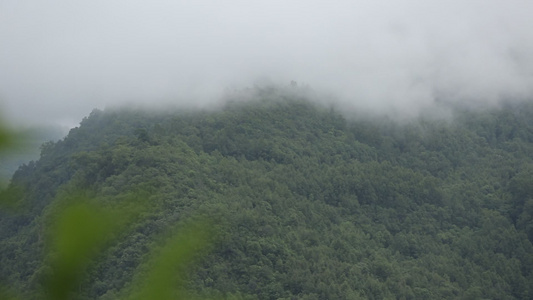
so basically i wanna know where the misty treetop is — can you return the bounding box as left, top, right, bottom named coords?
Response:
left=1, top=88, right=533, bottom=299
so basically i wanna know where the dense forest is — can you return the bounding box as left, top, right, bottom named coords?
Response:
left=1, top=87, right=533, bottom=299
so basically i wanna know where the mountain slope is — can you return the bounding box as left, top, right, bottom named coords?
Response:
left=1, top=89, right=533, bottom=299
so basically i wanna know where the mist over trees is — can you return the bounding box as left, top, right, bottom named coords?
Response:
left=3, top=1, right=533, bottom=126
left=1, top=87, right=533, bottom=299
left=2, top=1, right=533, bottom=298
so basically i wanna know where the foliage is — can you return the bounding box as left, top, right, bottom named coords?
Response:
left=1, top=88, right=533, bottom=299
left=0, top=120, right=213, bottom=300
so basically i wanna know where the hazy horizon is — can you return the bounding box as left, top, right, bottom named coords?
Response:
left=2, top=1, right=533, bottom=127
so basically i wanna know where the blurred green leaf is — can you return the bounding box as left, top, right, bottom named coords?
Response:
left=0, top=126, right=12, bottom=150
left=0, top=184, right=24, bottom=212
left=45, top=201, right=115, bottom=300
left=0, top=284, right=21, bottom=300
left=127, top=220, right=213, bottom=300
left=44, top=193, right=149, bottom=300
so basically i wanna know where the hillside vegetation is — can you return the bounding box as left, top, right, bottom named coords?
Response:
left=0, top=125, right=67, bottom=188
left=1, top=88, right=533, bottom=299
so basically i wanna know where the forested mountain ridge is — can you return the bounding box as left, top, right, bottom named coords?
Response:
left=1, top=89, right=533, bottom=299
left=0, top=125, right=67, bottom=188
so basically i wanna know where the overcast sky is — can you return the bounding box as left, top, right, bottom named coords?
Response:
left=1, top=1, right=533, bottom=126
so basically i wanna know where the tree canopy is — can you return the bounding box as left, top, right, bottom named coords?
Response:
left=1, top=88, right=533, bottom=299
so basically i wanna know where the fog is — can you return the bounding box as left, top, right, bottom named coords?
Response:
left=1, top=1, right=533, bottom=126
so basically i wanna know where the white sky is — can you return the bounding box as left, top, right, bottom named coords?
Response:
left=1, top=1, right=533, bottom=126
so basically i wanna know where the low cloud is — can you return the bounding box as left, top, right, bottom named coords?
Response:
left=1, top=1, right=533, bottom=125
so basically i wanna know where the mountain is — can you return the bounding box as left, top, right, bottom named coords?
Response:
left=1, top=88, right=533, bottom=299
left=0, top=125, right=68, bottom=188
